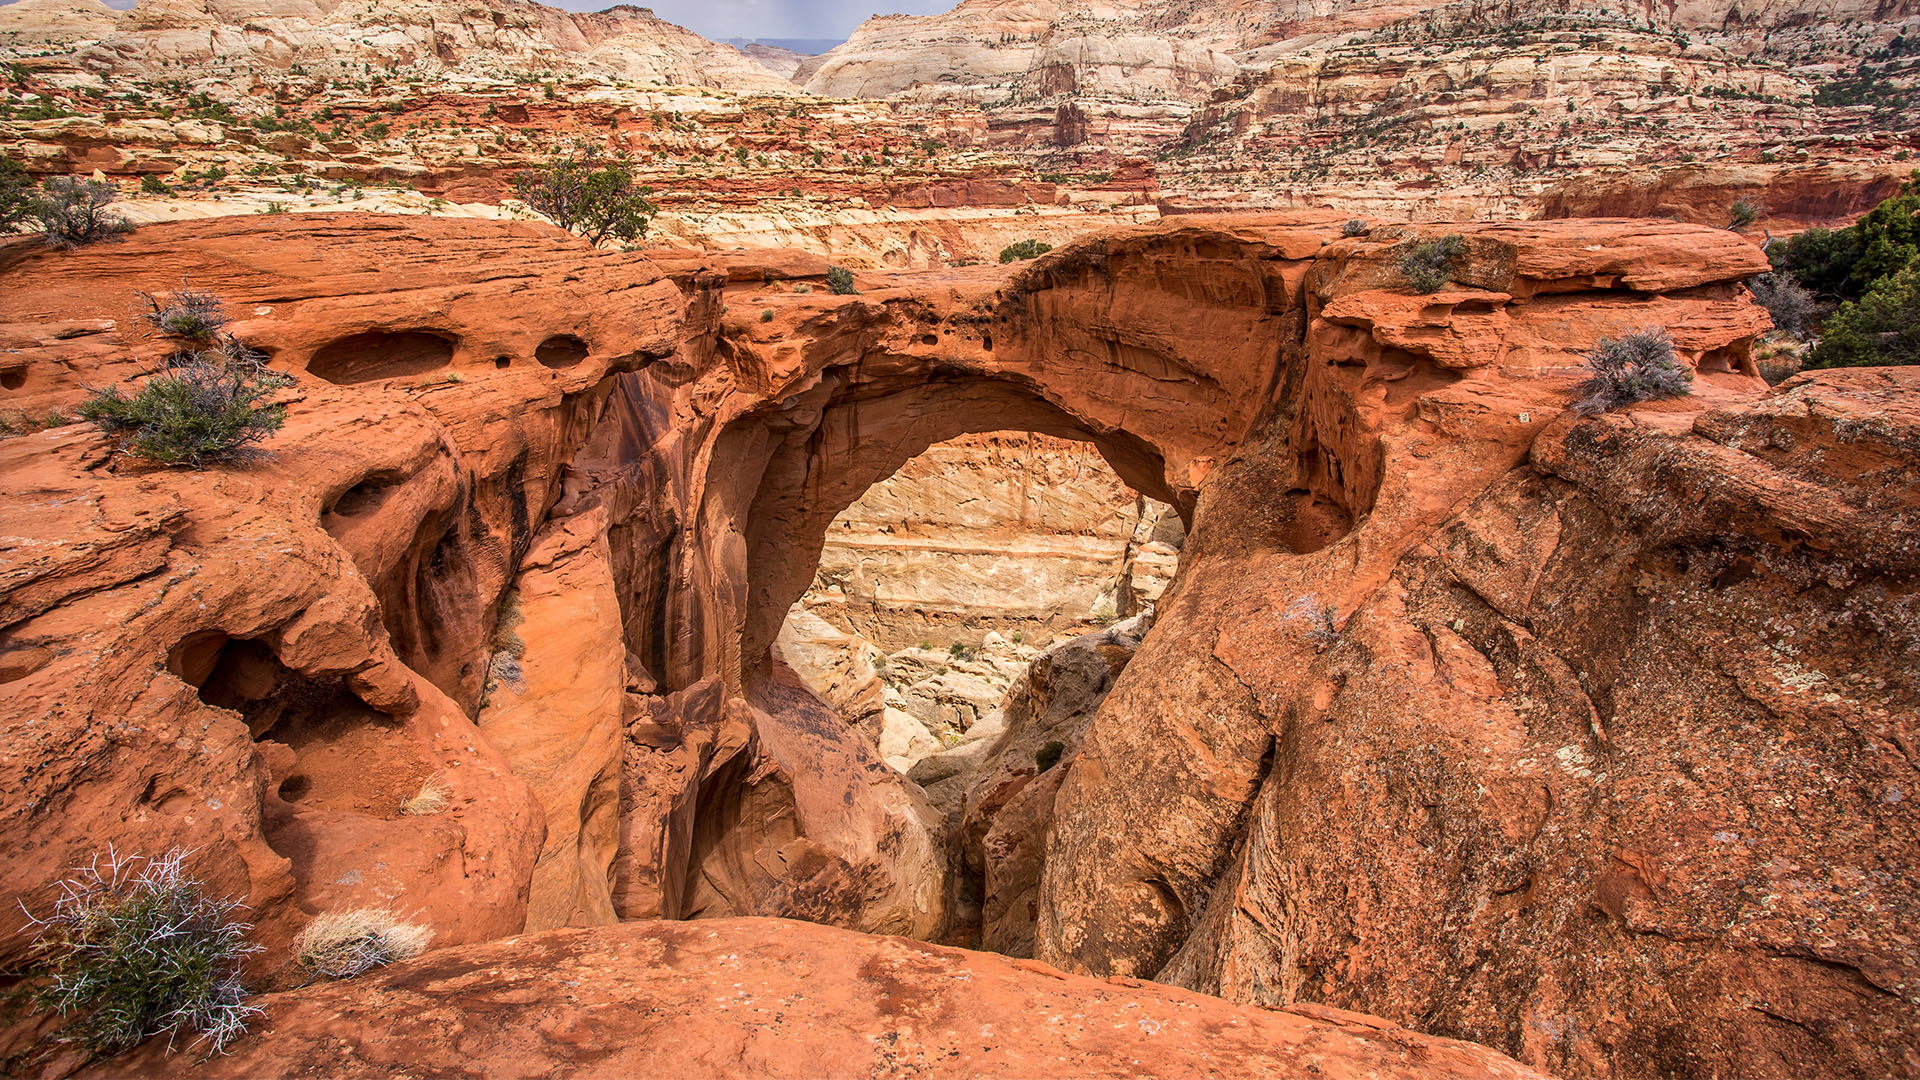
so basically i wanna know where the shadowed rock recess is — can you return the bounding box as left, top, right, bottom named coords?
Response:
left=0, top=212, right=1914, bottom=1080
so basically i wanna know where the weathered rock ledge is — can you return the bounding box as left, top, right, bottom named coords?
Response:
left=97, top=919, right=1551, bottom=1080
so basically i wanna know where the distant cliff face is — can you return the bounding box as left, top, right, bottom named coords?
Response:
left=0, top=0, right=791, bottom=89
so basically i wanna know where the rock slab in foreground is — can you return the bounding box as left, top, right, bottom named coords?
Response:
left=103, top=918, right=1549, bottom=1080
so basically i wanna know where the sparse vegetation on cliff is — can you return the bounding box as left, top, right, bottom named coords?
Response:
left=0, top=408, right=70, bottom=438
left=78, top=347, right=290, bottom=468
left=999, top=238, right=1052, bottom=263
left=826, top=266, right=858, bottom=294
left=513, top=154, right=657, bottom=246
left=293, top=909, right=431, bottom=980
left=32, top=176, right=134, bottom=249
left=23, top=849, right=262, bottom=1055
left=1573, top=328, right=1692, bottom=414
left=1397, top=234, right=1466, bottom=292
left=136, top=286, right=230, bottom=342
left=0, top=155, right=33, bottom=233
left=400, top=775, right=452, bottom=815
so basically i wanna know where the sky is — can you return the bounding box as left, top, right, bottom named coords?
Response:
left=549, top=0, right=955, bottom=44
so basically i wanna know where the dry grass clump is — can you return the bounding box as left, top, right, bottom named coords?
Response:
left=399, top=775, right=450, bottom=816
left=292, top=909, right=431, bottom=980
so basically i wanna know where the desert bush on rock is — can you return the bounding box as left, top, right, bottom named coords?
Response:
left=24, top=848, right=262, bottom=1056
left=137, top=286, right=229, bottom=342
left=513, top=154, right=656, bottom=246
left=0, top=154, right=32, bottom=233
left=1748, top=271, right=1816, bottom=337
left=1341, top=219, right=1368, bottom=237
left=1810, top=258, right=1920, bottom=369
left=79, top=349, right=289, bottom=468
left=1727, top=198, right=1761, bottom=229
left=999, top=238, right=1052, bottom=263
left=293, top=909, right=431, bottom=980
left=1573, top=328, right=1693, bottom=414
left=826, top=266, right=857, bottom=294
left=1397, top=234, right=1466, bottom=292
left=32, top=176, right=133, bottom=248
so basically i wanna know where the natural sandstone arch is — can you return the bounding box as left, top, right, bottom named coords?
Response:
left=713, top=377, right=1179, bottom=688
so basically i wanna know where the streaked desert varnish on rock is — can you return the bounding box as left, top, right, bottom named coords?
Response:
left=0, top=211, right=1913, bottom=1079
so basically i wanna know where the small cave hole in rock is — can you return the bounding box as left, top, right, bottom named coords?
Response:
left=535, top=334, right=590, bottom=369
left=168, top=633, right=432, bottom=821
left=1, top=368, right=25, bottom=391
left=307, top=329, right=457, bottom=384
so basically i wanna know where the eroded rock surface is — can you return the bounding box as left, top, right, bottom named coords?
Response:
left=101, top=919, right=1551, bottom=1080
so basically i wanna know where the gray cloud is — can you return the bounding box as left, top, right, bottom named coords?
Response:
left=548, top=0, right=954, bottom=43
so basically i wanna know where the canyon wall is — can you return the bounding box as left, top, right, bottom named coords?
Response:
left=801, top=430, right=1176, bottom=647
left=0, top=212, right=1914, bottom=1078
left=775, top=429, right=1178, bottom=772
left=0, top=0, right=790, bottom=90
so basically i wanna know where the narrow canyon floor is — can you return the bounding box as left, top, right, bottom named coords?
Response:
left=0, top=210, right=1914, bottom=1080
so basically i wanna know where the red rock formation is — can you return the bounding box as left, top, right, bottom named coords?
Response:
left=99, top=918, right=1551, bottom=1080
left=2, top=210, right=1913, bottom=1078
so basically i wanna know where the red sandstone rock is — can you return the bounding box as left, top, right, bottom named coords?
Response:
left=3, top=212, right=1912, bottom=1080
left=475, top=506, right=625, bottom=931
left=97, top=919, right=1551, bottom=1080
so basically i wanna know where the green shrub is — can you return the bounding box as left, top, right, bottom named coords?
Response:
left=1341, top=218, right=1368, bottom=237
left=1770, top=172, right=1920, bottom=302
left=1809, top=258, right=1920, bottom=369
left=136, top=286, right=228, bottom=341
left=1573, top=328, right=1692, bottom=414
left=1397, top=234, right=1466, bottom=292
left=513, top=154, right=657, bottom=246
left=293, top=909, right=431, bottom=980
left=999, top=238, right=1052, bottom=263
left=32, top=176, right=133, bottom=248
left=1727, top=198, right=1761, bottom=229
left=1846, top=171, right=1920, bottom=295
left=1034, top=741, right=1066, bottom=772
left=826, top=265, right=857, bottom=294
left=759, top=308, right=774, bottom=323
left=138, top=173, right=173, bottom=197
left=79, top=350, right=288, bottom=467
left=25, top=849, right=262, bottom=1055
left=1, top=154, right=33, bottom=232
left=1767, top=227, right=1863, bottom=299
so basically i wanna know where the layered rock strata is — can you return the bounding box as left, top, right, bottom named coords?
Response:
left=0, top=211, right=1913, bottom=1078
